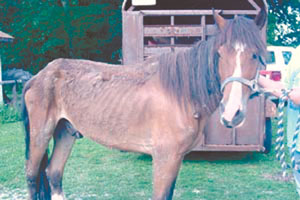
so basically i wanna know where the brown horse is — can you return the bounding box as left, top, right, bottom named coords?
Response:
left=22, top=10, right=266, bottom=200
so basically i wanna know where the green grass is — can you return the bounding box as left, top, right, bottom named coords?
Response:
left=0, top=121, right=299, bottom=200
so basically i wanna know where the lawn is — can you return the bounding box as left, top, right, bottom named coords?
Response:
left=0, top=121, right=299, bottom=200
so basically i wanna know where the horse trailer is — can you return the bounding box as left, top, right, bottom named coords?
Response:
left=122, top=0, right=272, bottom=152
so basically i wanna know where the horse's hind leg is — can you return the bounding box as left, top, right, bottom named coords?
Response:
left=25, top=115, right=55, bottom=200
left=46, top=120, right=76, bottom=200
left=152, top=152, right=184, bottom=200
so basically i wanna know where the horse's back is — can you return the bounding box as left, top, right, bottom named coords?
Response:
left=24, top=57, right=154, bottom=103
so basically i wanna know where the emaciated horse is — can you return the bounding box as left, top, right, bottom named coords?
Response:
left=22, top=9, right=266, bottom=200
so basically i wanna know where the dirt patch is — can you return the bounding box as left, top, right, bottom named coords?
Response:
left=0, top=187, right=27, bottom=200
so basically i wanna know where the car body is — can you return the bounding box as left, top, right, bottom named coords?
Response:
left=260, top=46, right=295, bottom=82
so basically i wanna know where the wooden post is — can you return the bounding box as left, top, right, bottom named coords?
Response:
left=0, top=31, right=14, bottom=104
left=0, top=55, right=2, bottom=104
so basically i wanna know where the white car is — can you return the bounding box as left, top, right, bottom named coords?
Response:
left=260, top=46, right=295, bottom=82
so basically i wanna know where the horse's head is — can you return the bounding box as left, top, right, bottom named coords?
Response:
left=215, top=9, right=267, bottom=128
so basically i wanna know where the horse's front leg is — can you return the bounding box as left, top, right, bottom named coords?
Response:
left=152, top=151, right=184, bottom=200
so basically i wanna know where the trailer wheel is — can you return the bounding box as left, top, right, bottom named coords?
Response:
left=263, top=118, right=272, bottom=154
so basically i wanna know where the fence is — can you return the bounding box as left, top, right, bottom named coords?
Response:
left=0, top=79, right=23, bottom=107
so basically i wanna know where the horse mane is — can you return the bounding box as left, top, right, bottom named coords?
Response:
left=158, top=15, right=266, bottom=116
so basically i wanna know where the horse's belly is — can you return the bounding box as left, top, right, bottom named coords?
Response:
left=74, top=117, right=153, bottom=154
left=60, top=84, right=154, bottom=154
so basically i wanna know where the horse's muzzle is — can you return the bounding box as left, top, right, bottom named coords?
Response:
left=219, top=103, right=246, bottom=128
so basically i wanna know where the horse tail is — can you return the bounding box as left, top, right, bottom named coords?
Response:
left=22, top=80, right=51, bottom=200
left=21, top=81, right=31, bottom=160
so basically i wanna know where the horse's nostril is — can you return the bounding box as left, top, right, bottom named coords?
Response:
left=220, top=108, right=245, bottom=128
left=235, top=109, right=241, bottom=118
left=220, top=116, right=233, bottom=129
left=232, top=109, right=245, bottom=127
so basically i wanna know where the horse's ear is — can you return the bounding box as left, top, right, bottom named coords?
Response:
left=254, top=8, right=267, bottom=30
left=213, top=9, right=226, bottom=31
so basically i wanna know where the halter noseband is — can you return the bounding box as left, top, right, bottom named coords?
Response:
left=220, top=68, right=262, bottom=96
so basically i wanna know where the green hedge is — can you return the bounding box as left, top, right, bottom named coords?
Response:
left=0, top=104, right=21, bottom=124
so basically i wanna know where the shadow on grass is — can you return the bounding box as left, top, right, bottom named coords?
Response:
left=185, top=151, right=250, bottom=161
left=136, top=154, right=152, bottom=162
left=183, top=151, right=271, bottom=165
left=134, top=152, right=251, bottom=163
left=132, top=150, right=270, bottom=165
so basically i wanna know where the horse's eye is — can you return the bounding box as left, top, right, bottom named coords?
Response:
left=252, top=54, right=257, bottom=59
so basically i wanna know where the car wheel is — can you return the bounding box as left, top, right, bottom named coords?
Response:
left=263, top=118, right=272, bottom=154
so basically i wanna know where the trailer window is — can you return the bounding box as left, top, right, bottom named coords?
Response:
left=174, top=16, right=201, bottom=25
left=266, top=51, right=275, bottom=64
left=144, top=16, right=170, bottom=25
left=282, top=51, right=292, bottom=65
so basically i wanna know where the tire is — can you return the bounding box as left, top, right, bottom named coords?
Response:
left=263, top=118, right=272, bottom=154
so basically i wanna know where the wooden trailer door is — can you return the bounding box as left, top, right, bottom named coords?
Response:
left=122, top=0, right=268, bottom=152
left=193, top=96, right=266, bottom=152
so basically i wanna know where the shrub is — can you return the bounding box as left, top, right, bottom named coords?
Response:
left=0, top=104, right=22, bottom=124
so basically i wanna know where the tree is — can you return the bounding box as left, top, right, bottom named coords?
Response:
left=0, top=0, right=122, bottom=74
left=267, top=0, right=300, bottom=46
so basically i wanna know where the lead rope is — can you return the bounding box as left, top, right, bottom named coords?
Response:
left=276, top=89, right=300, bottom=178
left=276, top=90, right=289, bottom=178
left=290, top=106, right=300, bottom=172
